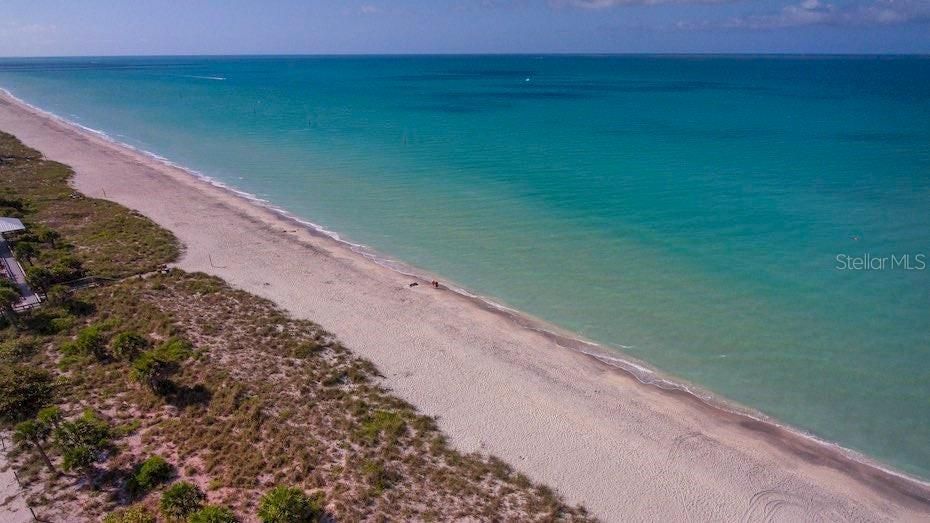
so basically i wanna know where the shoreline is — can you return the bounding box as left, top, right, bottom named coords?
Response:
left=2, top=88, right=929, bottom=520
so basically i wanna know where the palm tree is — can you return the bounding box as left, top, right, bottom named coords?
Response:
left=258, top=486, right=322, bottom=523
left=14, top=418, right=55, bottom=472
left=160, top=481, right=205, bottom=520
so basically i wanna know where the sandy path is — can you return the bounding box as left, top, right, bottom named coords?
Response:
left=2, top=91, right=929, bottom=522
left=0, top=436, right=33, bottom=523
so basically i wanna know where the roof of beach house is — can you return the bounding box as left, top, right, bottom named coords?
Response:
left=0, top=217, right=25, bottom=235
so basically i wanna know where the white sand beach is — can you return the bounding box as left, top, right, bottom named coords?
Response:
left=2, top=91, right=929, bottom=521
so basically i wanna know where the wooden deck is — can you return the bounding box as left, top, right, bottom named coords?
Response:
left=0, top=237, right=41, bottom=310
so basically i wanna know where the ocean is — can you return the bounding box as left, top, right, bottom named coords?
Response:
left=1, top=55, right=928, bottom=479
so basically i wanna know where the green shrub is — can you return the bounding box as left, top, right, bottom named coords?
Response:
left=63, top=324, right=109, bottom=360
left=43, top=284, right=70, bottom=307
left=25, top=257, right=83, bottom=290
left=361, top=459, right=398, bottom=494
left=188, top=505, right=238, bottom=523
left=112, top=331, right=150, bottom=361
left=128, top=455, right=174, bottom=496
left=131, top=352, right=173, bottom=393
left=114, top=419, right=142, bottom=438
left=0, top=364, right=54, bottom=422
left=35, top=226, right=60, bottom=246
left=0, top=283, right=20, bottom=324
left=160, top=481, right=204, bottom=520
left=0, top=278, right=19, bottom=294
left=258, top=486, right=323, bottom=523
left=25, top=266, right=54, bottom=290
left=131, top=338, right=193, bottom=394
left=60, top=444, right=96, bottom=472
left=103, top=505, right=156, bottom=523
left=49, top=255, right=84, bottom=283
left=184, top=278, right=222, bottom=295
left=291, top=342, right=323, bottom=359
left=0, top=195, right=25, bottom=212
left=0, top=337, right=37, bottom=362
left=18, top=309, right=72, bottom=334
left=152, top=337, right=193, bottom=363
left=358, top=410, right=406, bottom=443
left=49, top=314, right=75, bottom=333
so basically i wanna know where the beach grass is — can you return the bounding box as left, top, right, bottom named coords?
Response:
left=0, top=132, right=179, bottom=278
left=0, top=131, right=592, bottom=521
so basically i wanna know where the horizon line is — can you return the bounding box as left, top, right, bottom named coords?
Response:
left=2, top=51, right=930, bottom=60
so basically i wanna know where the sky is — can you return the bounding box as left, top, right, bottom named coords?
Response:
left=1, top=0, right=929, bottom=56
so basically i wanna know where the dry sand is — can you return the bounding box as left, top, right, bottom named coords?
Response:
left=0, top=435, right=33, bottom=523
left=2, top=91, right=929, bottom=522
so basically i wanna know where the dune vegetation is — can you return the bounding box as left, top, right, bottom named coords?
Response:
left=0, top=131, right=593, bottom=522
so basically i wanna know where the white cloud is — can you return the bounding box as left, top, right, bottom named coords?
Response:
left=359, top=4, right=381, bottom=15
left=720, top=0, right=930, bottom=29
left=555, top=0, right=732, bottom=6
left=0, top=21, right=60, bottom=56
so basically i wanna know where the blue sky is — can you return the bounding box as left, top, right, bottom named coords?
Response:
left=1, top=0, right=928, bottom=56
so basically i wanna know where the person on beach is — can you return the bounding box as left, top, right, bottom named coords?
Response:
left=431, top=280, right=439, bottom=288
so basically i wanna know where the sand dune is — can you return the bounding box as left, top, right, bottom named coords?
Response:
left=1, top=90, right=928, bottom=521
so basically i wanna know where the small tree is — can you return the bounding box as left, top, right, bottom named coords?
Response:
left=13, top=418, right=55, bottom=472
left=111, top=332, right=150, bottom=361
left=0, top=364, right=54, bottom=422
left=44, top=284, right=71, bottom=307
left=48, top=256, right=83, bottom=283
left=258, top=486, right=323, bottom=523
left=37, top=405, right=63, bottom=429
left=52, top=410, right=112, bottom=474
left=0, top=281, right=21, bottom=326
left=188, top=505, right=238, bottom=523
left=13, top=241, right=38, bottom=264
left=159, top=481, right=204, bottom=520
left=25, top=266, right=54, bottom=291
left=35, top=227, right=60, bottom=247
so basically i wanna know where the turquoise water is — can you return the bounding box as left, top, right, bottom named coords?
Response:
left=1, top=55, right=928, bottom=478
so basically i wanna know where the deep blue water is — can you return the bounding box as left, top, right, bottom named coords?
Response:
left=1, top=55, right=929, bottom=478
